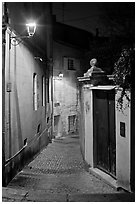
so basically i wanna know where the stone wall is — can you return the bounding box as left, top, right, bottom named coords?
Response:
left=53, top=41, right=84, bottom=137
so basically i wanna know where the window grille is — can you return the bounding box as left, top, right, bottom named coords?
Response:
left=63, top=57, right=80, bottom=71
left=68, top=59, right=75, bottom=70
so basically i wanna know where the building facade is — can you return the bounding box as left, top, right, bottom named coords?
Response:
left=2, top=2, right=53, bottom=185
left=52, top=22, right=92, bottom=137
left=78, top=75, right=134, bottom=192
left=53, top=41, right=83, bottom=137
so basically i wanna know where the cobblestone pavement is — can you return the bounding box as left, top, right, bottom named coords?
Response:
left=3, top=134, right=135, bottom=202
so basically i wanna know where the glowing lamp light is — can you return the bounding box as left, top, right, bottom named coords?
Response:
left=59, top=72, right=63, bottom=78
left=10, top=22, right=36, bottom=41
left=26, top=22, right=36, bottom=37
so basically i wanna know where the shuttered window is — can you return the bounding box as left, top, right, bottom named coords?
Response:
left=42, top=76, right=45, bottom=106
left=46, top=78, right=49, bottom=103
left=33, top=73, right=37, bottom=110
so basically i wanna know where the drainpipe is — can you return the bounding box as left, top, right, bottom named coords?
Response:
left=2, top=2, right=8, bottom=186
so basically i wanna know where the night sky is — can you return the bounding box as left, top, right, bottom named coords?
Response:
left=52, top=2, right=135, bottom=37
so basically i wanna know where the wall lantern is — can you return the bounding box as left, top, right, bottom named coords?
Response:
left=59, top=72, right=63, bottom=78
left=53, top=72, right=64, bottom=80
left=34, top=57, right=43, bottom=62
left=26, top=22, right=36, bottom=37
left=10, top=22, right=36, bottom=39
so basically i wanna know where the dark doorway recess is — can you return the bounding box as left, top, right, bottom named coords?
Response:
left=93, top=89, right=116, bottom=177
left=68, top=115, right=76, bottom=133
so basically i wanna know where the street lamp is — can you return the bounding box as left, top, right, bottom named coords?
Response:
left=26, top=22, right=36, bottom=37
left=11, top=22, right=36, bottom=39
left=59, top=72, right=63, bottom=78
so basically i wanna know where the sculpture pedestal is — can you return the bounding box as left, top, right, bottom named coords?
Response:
left=77, top=72, right=109, bottom=86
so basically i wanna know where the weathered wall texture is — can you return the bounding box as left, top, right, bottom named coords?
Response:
left=84, top=87, right=94, bottom=166
left=79, top=84, right=133, bottom=192
left=4, top=28, right=52, bottom=184
left=53, top=41, right=84, bottom=137
left=115, top=90, right=131, bottom=192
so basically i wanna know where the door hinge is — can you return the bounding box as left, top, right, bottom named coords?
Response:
left=6, top=82, right=12, bottom=92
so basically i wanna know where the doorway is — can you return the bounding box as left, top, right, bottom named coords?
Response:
left=68, top=115, right=76, bottom=133
left=93, top=89, right=116, bottom=177
left=54, top=115, right=61, bottom=138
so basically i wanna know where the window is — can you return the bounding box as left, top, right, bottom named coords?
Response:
left=46, top=78, right=49, bottom=103
left=42, top=76, right=45, bottom=106
left=33, top=73, right=37, bottom=110
left=63, top=57, right=80, bottom=71
left=68, top=59, right=75, bottom=70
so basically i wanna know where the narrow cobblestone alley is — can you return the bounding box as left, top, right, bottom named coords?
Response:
left=2, top=134, right=134, bottom=202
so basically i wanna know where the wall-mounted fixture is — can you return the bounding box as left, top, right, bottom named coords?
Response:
left=34, top=57, right=43, bottom=62
left=10, top=22, right=36, bottom=39
left=53, top=72, right=64, bottom=80
left=26, top=22, right=36, bottom=37
left=59, top=72, right=63, bottom=78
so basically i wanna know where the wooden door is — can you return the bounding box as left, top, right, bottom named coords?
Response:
left=93, top=89, right=116, bottom=177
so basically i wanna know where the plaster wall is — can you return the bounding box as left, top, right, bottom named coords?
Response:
left=79, top=85, right=132, bottom=191
left=84, top=87, right=94, bottom=166
left=78, top=86, right=85, bottom=157
left=53, top=41, right=84, bottom=136
left=4, top=29, right=51, bottom=184
left=116, top=90, right=131, bottom=191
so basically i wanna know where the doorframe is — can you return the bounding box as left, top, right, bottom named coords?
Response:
left=91, top=86, right=117, bottom=174
left=93, top=88, right=116, bottom=177
left=84, top=85, right=118, bottom=189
